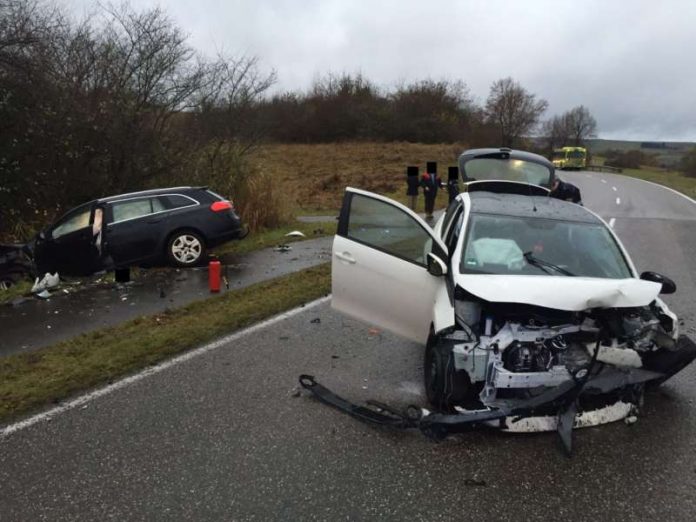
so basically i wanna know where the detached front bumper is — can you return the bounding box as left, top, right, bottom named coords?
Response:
left=299, top=335, right=696, bottom=455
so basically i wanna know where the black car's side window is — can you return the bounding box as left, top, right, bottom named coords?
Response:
left=159, top=195, right=197, bottom=210
left=111, top=197, right=164, bottom=224
left=52, top=208, right=92, bottom=239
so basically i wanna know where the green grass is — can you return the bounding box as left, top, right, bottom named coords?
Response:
left=215, top=220, right=337, bottom=256
left=0, top=280, right=33, bottom=305
left=594, top=156, right=696, bottom=199
left=615, top=167, right=696, bottom=200
left=0, top=263, right=331, bottom=423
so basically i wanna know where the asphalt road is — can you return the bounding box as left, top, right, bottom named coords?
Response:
left=2, top=172, right=696, bottom=521
left=0, top=237, right=332, bottom=356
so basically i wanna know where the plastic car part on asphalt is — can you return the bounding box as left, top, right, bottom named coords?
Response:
left=31, top=272, right=60, bottom=293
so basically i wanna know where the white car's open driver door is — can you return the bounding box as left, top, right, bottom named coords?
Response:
left=332, top=188, right=452, bottom=345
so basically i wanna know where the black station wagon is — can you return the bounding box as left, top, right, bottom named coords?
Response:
left=30, top=187, right=246, bottom=276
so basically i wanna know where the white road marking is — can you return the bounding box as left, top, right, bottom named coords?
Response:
left=601, top=179, right=607, bottom=184
left=611, top=173, right=696, bottom=207
left=616, top=197, right=621, bottom=205
left=0, top=296, right=332, bottom=438
left=612, top=186, right=617, bottom=192
left=609, top=218, right=616, bottom=228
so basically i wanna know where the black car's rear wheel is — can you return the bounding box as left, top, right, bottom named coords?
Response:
left=167, top=231, right=206, bottom=267
left=424, top=334, right=471, bottom=411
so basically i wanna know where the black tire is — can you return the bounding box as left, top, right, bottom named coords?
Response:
left=166, top=230, right=206, bottom=267
left=424, top=334, right=471, bottom=411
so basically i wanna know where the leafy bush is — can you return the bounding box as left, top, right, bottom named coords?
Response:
left=679, top=147, right=696, bottom=178
left=604, top=149, right=657, bottom=169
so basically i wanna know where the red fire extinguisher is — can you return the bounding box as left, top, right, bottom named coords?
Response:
left=209, top=259, right=221, bottom=293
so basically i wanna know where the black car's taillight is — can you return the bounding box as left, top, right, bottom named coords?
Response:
left=210, top=200, right=233, bottom=212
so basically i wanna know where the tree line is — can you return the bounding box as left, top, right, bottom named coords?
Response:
left=252, top=74, right=597, bottom=152
left=0, top=0, right=599, bottom=240
left=0, top=0, right=279, bottom=239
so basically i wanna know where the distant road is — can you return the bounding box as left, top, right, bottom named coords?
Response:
left=2, top=172, right=696, bottom=520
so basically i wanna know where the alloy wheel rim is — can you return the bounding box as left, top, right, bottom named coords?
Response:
left=172, top=235, right=202, bottom=264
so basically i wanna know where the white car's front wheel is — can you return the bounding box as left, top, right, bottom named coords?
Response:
left=424, top=335, right=472, bottom=411
left=167, top=231, right=206, bottom=267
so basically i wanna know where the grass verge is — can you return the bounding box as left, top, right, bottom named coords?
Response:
left=215, top=220, right=337, bottom=256
left=0, top=263, right=331, bottom=424
left=615, top=167, right=696, bottom=200
left=0, top=280, right=32, bottom=305
left=593, top=156, right=696, bottom=199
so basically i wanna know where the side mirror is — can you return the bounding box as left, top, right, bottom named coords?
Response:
left=427, top=253, right=448, bottom=277
left=641, top=271, right=676, bottom=295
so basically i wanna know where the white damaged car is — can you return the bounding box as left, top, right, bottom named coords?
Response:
left=299, top=148, right=696, bottom=453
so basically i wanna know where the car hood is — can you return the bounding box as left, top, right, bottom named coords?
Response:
left=454, top=274, right=662, bottom=311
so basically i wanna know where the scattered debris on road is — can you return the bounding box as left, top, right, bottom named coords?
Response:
left=274, top=244, right=292, bottom=253
left=31, top=272, right=60, bottom=294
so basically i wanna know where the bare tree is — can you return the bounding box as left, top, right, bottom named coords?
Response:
left=388, top=79, right=476, bottom=143
left=189, top=53, right=276, bottom=201
left=0, top=0, right=276, bottom=239
left=485, top=77, right=548, bottom=147
left=565, top=105, right=597, bottom=145
left=540, top=114, right=572, bottom=153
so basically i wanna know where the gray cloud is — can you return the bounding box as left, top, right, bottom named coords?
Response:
left=70, top=0, right=696, bottom=140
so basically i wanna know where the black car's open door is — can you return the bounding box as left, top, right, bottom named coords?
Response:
left=34, top=203, right=102, bottom=276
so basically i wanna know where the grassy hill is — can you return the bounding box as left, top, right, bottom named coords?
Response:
left=586, top=138, right=695, bottom=168
left=250, top=142, right=695, bottom=216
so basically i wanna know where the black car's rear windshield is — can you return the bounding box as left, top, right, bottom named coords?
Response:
left=463, top=158, right=553, bottom=187
left=460, top=213, right=632, bottom=279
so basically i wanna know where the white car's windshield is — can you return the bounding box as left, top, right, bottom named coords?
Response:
left=460, top=213, right=632, bottom=279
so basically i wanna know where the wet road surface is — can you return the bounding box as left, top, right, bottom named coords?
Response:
left=0, top=237, right=331, bottom=356
left=1, top=173, right=695, bottom=520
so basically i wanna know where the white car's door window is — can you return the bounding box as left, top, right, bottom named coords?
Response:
left=347, top=194, right=432, bottom=265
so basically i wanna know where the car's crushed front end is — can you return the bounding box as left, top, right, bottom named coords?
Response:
left=437, top=279, right=694, bottom=444
left=302, top=272, right=696, bottom=454
left=300, top=301, right=696, bottom=454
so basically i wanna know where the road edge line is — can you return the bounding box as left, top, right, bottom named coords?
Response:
left=1, top=295, right=331, bottom=439
left=611, top=172, right=696, bottom=207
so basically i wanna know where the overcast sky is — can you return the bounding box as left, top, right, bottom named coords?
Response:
left=70, top=0, right=696, bottom=141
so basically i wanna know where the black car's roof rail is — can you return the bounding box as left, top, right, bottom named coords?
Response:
left=98, top=187, right=194, bottom=203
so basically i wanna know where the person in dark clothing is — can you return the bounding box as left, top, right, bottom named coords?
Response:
left=421, top=162, right=441, bottom=220
left=550, top=178, right=583, bottom=205
left=446, top=166, right=460, bottom=204
left=406, top=166, right=419, bottom=211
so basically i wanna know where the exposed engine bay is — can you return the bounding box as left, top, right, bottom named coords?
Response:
left=446, top=296, right=678, bottom=411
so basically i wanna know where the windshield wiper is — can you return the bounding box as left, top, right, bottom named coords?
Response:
left=523, top=251, right=576, bottom=277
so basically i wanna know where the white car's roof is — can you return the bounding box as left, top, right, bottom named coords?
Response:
left=467, top=191, right=600, bottom=224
